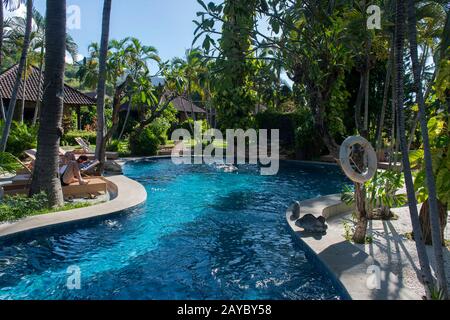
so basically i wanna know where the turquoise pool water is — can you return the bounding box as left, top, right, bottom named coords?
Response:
left=0, top=159, right=349, bottom=300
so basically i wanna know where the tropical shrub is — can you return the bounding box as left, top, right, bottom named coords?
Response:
left=341, top=170, right=406, bottom=220
left=107, top=139, right=131, bottom=157
left=410, top=114, right=449, bottom=245
left=410, top=114, right=450, bottom=206
left=179, top=119, right=209, bottom=136
left=149, top=117, right=172, bottom=145
left=129, top=127, right=160, bottom=156
left=1, top=122, right=38, bottom=157
left=0, top=152, right=21, bottom=174
left=62, top=130, right=97, bottom=146
left=256, top=108, right=315, bottom=149
left=0, top=192, right=49, bottom=222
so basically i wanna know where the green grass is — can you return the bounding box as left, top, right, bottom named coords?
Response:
left=166, top=139, right=228, bottom=148
left=0, top=193, right=93, bottom=223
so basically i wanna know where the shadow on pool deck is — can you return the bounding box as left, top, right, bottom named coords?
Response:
left=286, top=197, right=424, bottom=300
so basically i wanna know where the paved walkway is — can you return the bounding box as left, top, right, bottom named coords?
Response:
left=287, top=195, right=450, bottom=300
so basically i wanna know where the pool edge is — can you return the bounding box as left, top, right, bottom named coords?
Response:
left=285, top=198, right=422, bottom=301
left=0, top=175, right=147, bottom=239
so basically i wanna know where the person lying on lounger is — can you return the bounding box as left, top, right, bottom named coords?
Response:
left=60, top=153, right=90, bottom=186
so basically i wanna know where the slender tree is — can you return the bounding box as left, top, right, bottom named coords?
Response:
left=0, top=0, right=32, bottom=151
left=0, top=1, right=5, bottom=121
left=29, top=0, right=66, bottom=207
left=406, top=0, right=448, bottom=299
left=394, top=0, right=434, bottom=299
left=95, top=0, right=112, bottom=173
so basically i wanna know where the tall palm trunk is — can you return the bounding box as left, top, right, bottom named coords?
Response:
left=394, top=0, right=434, bottom=299
left=29, top=0, right=66, bottom=207
left=118, top=96, right=132, bottom=141
left=0, top=0, right=33, bottom=151
left=407, top=0, right=448, bottom=299
left=95, top=0, right=112, bottom=174
left=376, top=36, right=393, bottom=151
left=0, top=2, right=5, bottom=121
left=33, top=44, right=45, bottom=125
left=19, top=60, right=28, bottom=123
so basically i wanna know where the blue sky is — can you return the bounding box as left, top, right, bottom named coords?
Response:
left=31, top=0, right=205, bottom=64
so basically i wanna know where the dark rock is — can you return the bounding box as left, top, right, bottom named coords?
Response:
left=292, top=201, right=301, bottom=219
left=296, top=214, right=328, bottom=234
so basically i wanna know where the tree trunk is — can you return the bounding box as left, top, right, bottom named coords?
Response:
left=0, top=3, right=5, bottom=121
left=407, top=0, right=448, bottom=298
left=29, top=0, right=66, bottom=208
left=95, top=0, right=112, bottom=174
left=394, top=0, right=434, bottom=299
left=0, top=0, right=33, bottom=151
left=33, top=45, right=45, bottom=125
left=353, top=182, right=368, bottom=244
left=376, top=37, right=393, bottom=151
left=362, top=38, right=372, bottom=139
left=419, top=199, right=448, bottom=246
left=19, top=61, right=28, bottom=123
left=118, top=100, right=131, bottom=141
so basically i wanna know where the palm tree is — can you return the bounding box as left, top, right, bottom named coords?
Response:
left=0, top=0, right=32, bottom=151
left=406, top=0, right=448, bottom=299
left=29, top=0, right=66, bottom=207
left=394, top=0, right=435, bottom=299
left=95, top=0, right=112, bottom=172
left=0, top=1, right=5, bottom=121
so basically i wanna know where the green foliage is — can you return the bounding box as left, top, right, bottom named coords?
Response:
left=410, top=114, right=450, bottom=206
left=255, top=109, right=314, bottom=148
left=148, top=117, right=172, bottom=145
left=1, top=122, right=38, bottom=157
left=341, top=170, right=406, bottom=211
left=0, top=192, right=92, bottom=222
left=107, top=139, right=130, bottom=157
left=293, top=108, right=315, bottom=149
left=62, top=130, right=97, bottom=146
left=129, top=127, right=161, bottom=156
left=366, top=170, right=407, bottom=210
left=195, top=0, right=258, bottom=129
left=435, top=58, right=450, bottom=103
left=179, top=119, right=209, bottom=136
left=0, top=152, right=21, bottom=174
left=0, top=192, right=49, bottom=222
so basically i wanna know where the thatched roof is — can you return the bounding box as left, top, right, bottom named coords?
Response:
left=0, top=64, right=96, bottom=106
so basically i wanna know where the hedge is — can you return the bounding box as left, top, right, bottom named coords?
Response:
left=62, top=130, right=97, bottom=146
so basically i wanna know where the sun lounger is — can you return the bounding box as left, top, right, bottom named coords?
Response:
left=24, top=148, right=67, bottom=161
left=74, top=137, right=119, bottom=160
left=62, top=177, right=108, bottom=198
left=3, top=177, right=109, bottom=198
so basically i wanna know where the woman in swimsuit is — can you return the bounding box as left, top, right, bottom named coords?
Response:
left=60, top=153, right=89, bottom=186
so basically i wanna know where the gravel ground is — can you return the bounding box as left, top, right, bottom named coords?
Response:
left=333, top=204, right=450, bottom=299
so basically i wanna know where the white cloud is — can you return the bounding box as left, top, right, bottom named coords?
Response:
left=3, top=3, right=27, bottom=20
left=65, top=52, right=84, bottom=65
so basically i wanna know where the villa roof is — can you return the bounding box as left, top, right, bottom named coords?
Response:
left=171, top=96, right=206, bottom=114
left=0, top=64, right=96, bottom=106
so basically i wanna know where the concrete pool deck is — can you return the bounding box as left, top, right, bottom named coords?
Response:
left=286, top=195, right=433, bottom=300
left=0, top=175, right=147, bottom=239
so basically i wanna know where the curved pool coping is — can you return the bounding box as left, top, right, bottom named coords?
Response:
left=0, top=175, right=147, bottom=239
left=286, top=195, right=421, bottom=300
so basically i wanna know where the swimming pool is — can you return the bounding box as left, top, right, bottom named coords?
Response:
left=0, top=159, right=349, bottom=300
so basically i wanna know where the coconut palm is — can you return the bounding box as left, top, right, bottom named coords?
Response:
left=95, top=0, right=112, bottom=171
left=29, top=0, right=66, bottom=207
left=393, top=0, right=435, bottom=299
left=0, top=0, right=32, bottom=152
left=406, top=0, right=448, bottom=299
left=0, top=1, right=5, bottom=120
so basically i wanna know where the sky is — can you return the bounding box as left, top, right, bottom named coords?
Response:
left=7, top=0, right=207, bottom=65
left=4, top=1, right=292, bottom=84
